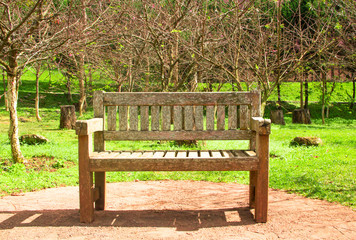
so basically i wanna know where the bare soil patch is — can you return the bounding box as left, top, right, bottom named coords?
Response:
left=0, top=155, right=74, bottom=173
left=0, top=181, right=355, bottom=240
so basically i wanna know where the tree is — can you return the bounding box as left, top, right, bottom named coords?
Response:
left=0, top=0, right=76, bottom=162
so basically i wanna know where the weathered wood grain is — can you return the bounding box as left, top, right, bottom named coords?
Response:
left=165, top=151, right=176, bottom=158
left=104, top=129, right=252, bottom=141
left=89, top=156, right=259, bottom=171
left=79, top=90, right=270, bottom=223
left=107, top=106, right=117, bottom=131
left=173, top=106, right=183, bottom=130
left=254, top=133, right=269, bottom=223
left=153, top=151, right=165, bottom=158
left=188, top=151, right=199, bottom=158
left=217, top=105, right=225, bottom=130
left=129, top=106, right=138, bottom=131
left=93, top=91, right=104, bottom=118
left=250, top=90, right=261, bottom=118
left=200, top=151, right=210, bottom=158
left=161, top=106, right=171, bottom=131
left=103, top=92, right=252, bottom=106
left=151, top=106, right=160, bottom=131
left=140, top=106, right=149, bottom=131
left=93, top=91, right=105, bottom=153
left=228, top=105, right=237, bottom=130
left=79, top=135, right=94, bottom=223
left=245, top=150, right=257, bottom=157
left=76, top=118, right=103, bottom=135
left=239, top=105, right=249, bottom=130
left=184, top=106, right=194, bottom=130
left=249, top=91, right=260, bottom=151
left=177, top=151, right=187, bottom=158
left=206, top=106, right=215, bottom=130
left=210, top=151, right=222, bottom=158
left=251, top=117, right=271, bottom=135
left=194, top=106, right=204, bottom=130
left=92, top=93, right=106, bottom=213
left=119, top=106, right=128, bottom=131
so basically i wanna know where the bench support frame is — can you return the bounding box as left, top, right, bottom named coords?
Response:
left=76, top=91, right=270, bottom=223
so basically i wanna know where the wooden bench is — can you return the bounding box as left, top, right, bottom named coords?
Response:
left=76, top=91, right=271, bottom=223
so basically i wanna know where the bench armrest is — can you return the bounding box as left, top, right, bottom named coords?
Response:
left=76, top=118, right=104, bottom=135
left=251, top=117, right=271, bottom=135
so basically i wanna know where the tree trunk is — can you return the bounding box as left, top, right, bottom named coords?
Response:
left=270, top=110, right=285, bottom=125
left=47, top=62, right=52, bottom=88
left=300, top=76, right=304, bottom=109
left=304, top=77, right=309, bottom=109
left=145, top=57, right=150, bottom=92
left=260, top=101, right=267, bottom=117
left=350, top=72, right=355, bottom=110
left=292, top=109, right=311, bottom=124
left=7, top=71, right=25, bottom=163
left=277, top=82, right=281, bottom=109
left=128, top=58, right=134, bottom=92
left=172, top=32, right=179, bottom=87
left=326, top=106, right=329, bottom=118
left=35, top=64, right=42, bottom=121
left=321, top=72, right=326, bottom=124
left=66, top=75, right=72, bottom=102
left=88, top=65, right=93, bottom=96
left=60, top=105, right=76, bottom=129
left=2, top=70, right=8, bottom=111
left=78, top=55, right=86, bottom=117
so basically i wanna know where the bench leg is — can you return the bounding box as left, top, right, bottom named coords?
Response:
left=95, top=172, right=106, bottom=210
left=79, top=171, right=94, bottom=223
left=254, top=134, right=269, bottom=223
left=249, top=171, right=257, bottom=209
left=79, top=135, right=94, bottom=223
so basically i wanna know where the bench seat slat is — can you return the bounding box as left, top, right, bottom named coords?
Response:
left=104, top=130, right=252, bottom=141
left=188, top=151, right=199, bottom=158
left=165, top=151, right=176, bottom=158
left=153, top=151, right=165, bottom=158
left=141, top=151, right=154, bottom=158
left=200, top=151, right=210, bottom=158
left=176, top=151, right=187, bottom=158
left=89, top=150, right=258, bottom=171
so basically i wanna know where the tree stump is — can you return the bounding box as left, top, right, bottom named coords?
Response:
left=292, top=109, right=311, bottom=124
left=270, top=110, right=285, bottom=125
left=60, top=105, right=76, bottom=129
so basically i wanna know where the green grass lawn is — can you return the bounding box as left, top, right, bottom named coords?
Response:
left=0, top=72, right=355, bottom=210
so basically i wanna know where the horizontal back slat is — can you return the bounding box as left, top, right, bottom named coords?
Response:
left=104, top=130, right=252, bottom=141
left=103, top=92, right=254, bottom=106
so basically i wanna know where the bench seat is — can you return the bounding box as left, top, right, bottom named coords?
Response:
left=89, top=150, right=259, bottom=172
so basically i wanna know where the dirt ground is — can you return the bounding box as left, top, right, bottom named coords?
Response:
left=0, top=180, right=355, bottom=240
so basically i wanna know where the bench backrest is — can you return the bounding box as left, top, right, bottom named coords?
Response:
left=93, top=91, right=261, bottom=144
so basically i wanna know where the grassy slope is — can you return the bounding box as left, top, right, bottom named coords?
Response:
left=0, top=70, right=355, bottom=209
